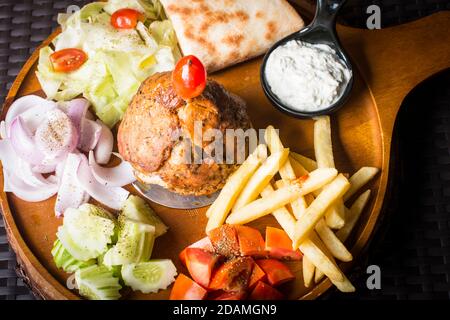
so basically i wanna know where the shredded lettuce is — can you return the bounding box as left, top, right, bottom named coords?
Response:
left=37, top=0, right=178, bottom=128
left=104, top=0, right=164, bottom=20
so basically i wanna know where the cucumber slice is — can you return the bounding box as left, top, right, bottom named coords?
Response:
left=122, top=195, right=168, bottom=237
left=79, top=203, right=116, bottom=220
left=102, top=219, right=155, bottom=267
left=51, top=239, right=95, bottom=272
left=75, top=265, right=122, bottom=300
left=98, top=250, right=122, bottom=280
left=57, top=226, right=98, bottom=261
left=63, top=205, right=116, bottom=257
left=121, top=260, right=177, bottom=294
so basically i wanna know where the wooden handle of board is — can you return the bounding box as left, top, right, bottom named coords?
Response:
left=337, top=11, right=450, bottom=136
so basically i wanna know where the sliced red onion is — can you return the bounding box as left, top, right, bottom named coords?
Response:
left=85, top=110, right=95, bottom=120
left=35, top=109, right=78, bottom=165
left=8, top=172, right=58, bottom=202
left=47, top=175, right=59, bottom=185
left=9, top=116, right=44, bottom=165
left=32, top=163, right=57, bottom=174
left=76, top=154, right=129, bottom=210
left=88, top=151, right=136, bottom=187
left=78, top=119, right=102, bottom=152
left=16, top=159, right=56, bottom=188
left=0, top=121, right=6, bottom=139
left=1, top=138, right=58, bottom=202
left=54, top=153, right=89, bottom=217
left=5, top=95, right=56, bottom=135
left=19, top=103, right=57, bottom=133
left=0, top=140, right=12, bottom=192
left=0, top=139, right=57, bottom=194
left=93, top=120, right=114, bottom=164
left=66, top=98, right=90, bottom=136
left=55, top=158, right=67, bottom=183
left=2, top=168, right=12, bottom=193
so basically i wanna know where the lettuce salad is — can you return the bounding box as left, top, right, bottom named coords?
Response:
left=37, top=0, right=180, bottom=128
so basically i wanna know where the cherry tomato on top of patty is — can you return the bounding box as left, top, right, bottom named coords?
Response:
left=111, top=8, right=144, bottom=30
left=50, top=48, right=88, bottom=73
left=172, top=55, right=207, bottom=99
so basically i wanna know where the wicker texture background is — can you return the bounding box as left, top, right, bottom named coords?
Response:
left=1, top=0, right=450, bottom=300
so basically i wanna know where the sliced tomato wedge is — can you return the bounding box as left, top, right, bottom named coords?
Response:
left=249, top=281, right=284, bottom=300
left=248, top=261, right=266, bottom=288
left=209, top=291, right=247, bottom=300
left=169, top=274, right=208, bottom=300
left=185, top=248, right=219, bottom=288
left=179, top=236, right=214, bottom=266
left=255, top=259, right=295, bottom=286
left=50, top=48, right=87, bottom=73
left=235, top=225, right=266, bottom=257
left=208, top=225, right=240, bottom=258
left=110, top=8, right=144, bottom=29
left=265, top=227, right=302, bottom=260
left=209, top=257, right=254, bottom=292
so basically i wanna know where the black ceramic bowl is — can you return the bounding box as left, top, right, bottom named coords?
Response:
left=260, top=0, right=354, bottom=119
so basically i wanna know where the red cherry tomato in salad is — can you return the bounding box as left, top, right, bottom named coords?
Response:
left=50, top=48, right=88, bottom=73
left=111, top=8, right=144, bottom=30
left=172, top=55, right=207, bottom=99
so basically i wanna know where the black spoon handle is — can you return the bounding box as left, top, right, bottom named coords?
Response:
left=313, top=0, right=347, bottom=29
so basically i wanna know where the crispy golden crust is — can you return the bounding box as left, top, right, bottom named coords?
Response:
left=118, top=72, right=251, bottom=196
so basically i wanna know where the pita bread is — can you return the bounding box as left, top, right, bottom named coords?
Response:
left=160, top=0, right=304, bottom=72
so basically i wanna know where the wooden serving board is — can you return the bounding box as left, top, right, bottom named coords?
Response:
left=1, top=3, right=450, bottom=299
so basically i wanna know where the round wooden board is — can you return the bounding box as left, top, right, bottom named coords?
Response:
left=1, top=3, right=450, bottom=299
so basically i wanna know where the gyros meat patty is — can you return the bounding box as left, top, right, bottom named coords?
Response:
left=118, top=72, right=251, bottom=196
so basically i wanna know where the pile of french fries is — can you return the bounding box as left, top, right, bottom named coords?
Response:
left=205, top=116, right=380, bottom=293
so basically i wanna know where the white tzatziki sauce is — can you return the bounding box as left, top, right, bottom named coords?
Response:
left=265, top=40, right=351, bottom=112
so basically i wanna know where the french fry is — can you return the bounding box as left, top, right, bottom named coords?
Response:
left=315, top=268, right=325, bottom=283
left=313, top=116, right=345, bottom=229
left=292, top=174, right=350, bottom=248
left=302, top=257, right=315, bottom=288
left=308, top=233, right=355, bottom=292
left=232, top=149, right=289, bottom=211
left=205, top=144, right=267, bottom=232
left=314, top=116, right=335, bottom=168
left=315, top=219, right=353, bottom=262
left=324, top=199, right=346, bottom=229
left=290, top=152, right=318, bottom=172
left=264, top=125, right=282, bottom=151
left=262, top=183, right=319, bottom=289
left=260, top=184, right=296, bottom=239
left=314, top=264, right=355, bottom=292
left=274, top=179, right=308, bottom=220
left=290, top=156, right=309, bottom=177
left=332, top=274, right=356, bottom=293
left=344, top=167, right=379, bottom=202
left=262, top=182, right=320, bottom=289
left=315, top=190, right=372, bottom=283
left=264, top=125, right=308, bottom=219
left=299, top=232, right=344, bottom=283
left=305, top=194, right=315, bottom=205
left=337, top=190, right=372, bottom=241
left=226, top=168, right=338, bottom=225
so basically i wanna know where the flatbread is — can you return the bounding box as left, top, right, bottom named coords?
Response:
left=160, top=0, right=304, bottom=72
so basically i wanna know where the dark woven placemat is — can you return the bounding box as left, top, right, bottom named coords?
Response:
left=1, top=0, right=450, bottom=300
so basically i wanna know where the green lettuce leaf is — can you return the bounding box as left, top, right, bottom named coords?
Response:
left=36, top=0, right=177, bottom=128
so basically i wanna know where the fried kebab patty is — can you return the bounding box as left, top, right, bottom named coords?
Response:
left=118, top=72, right=251, bottom=196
